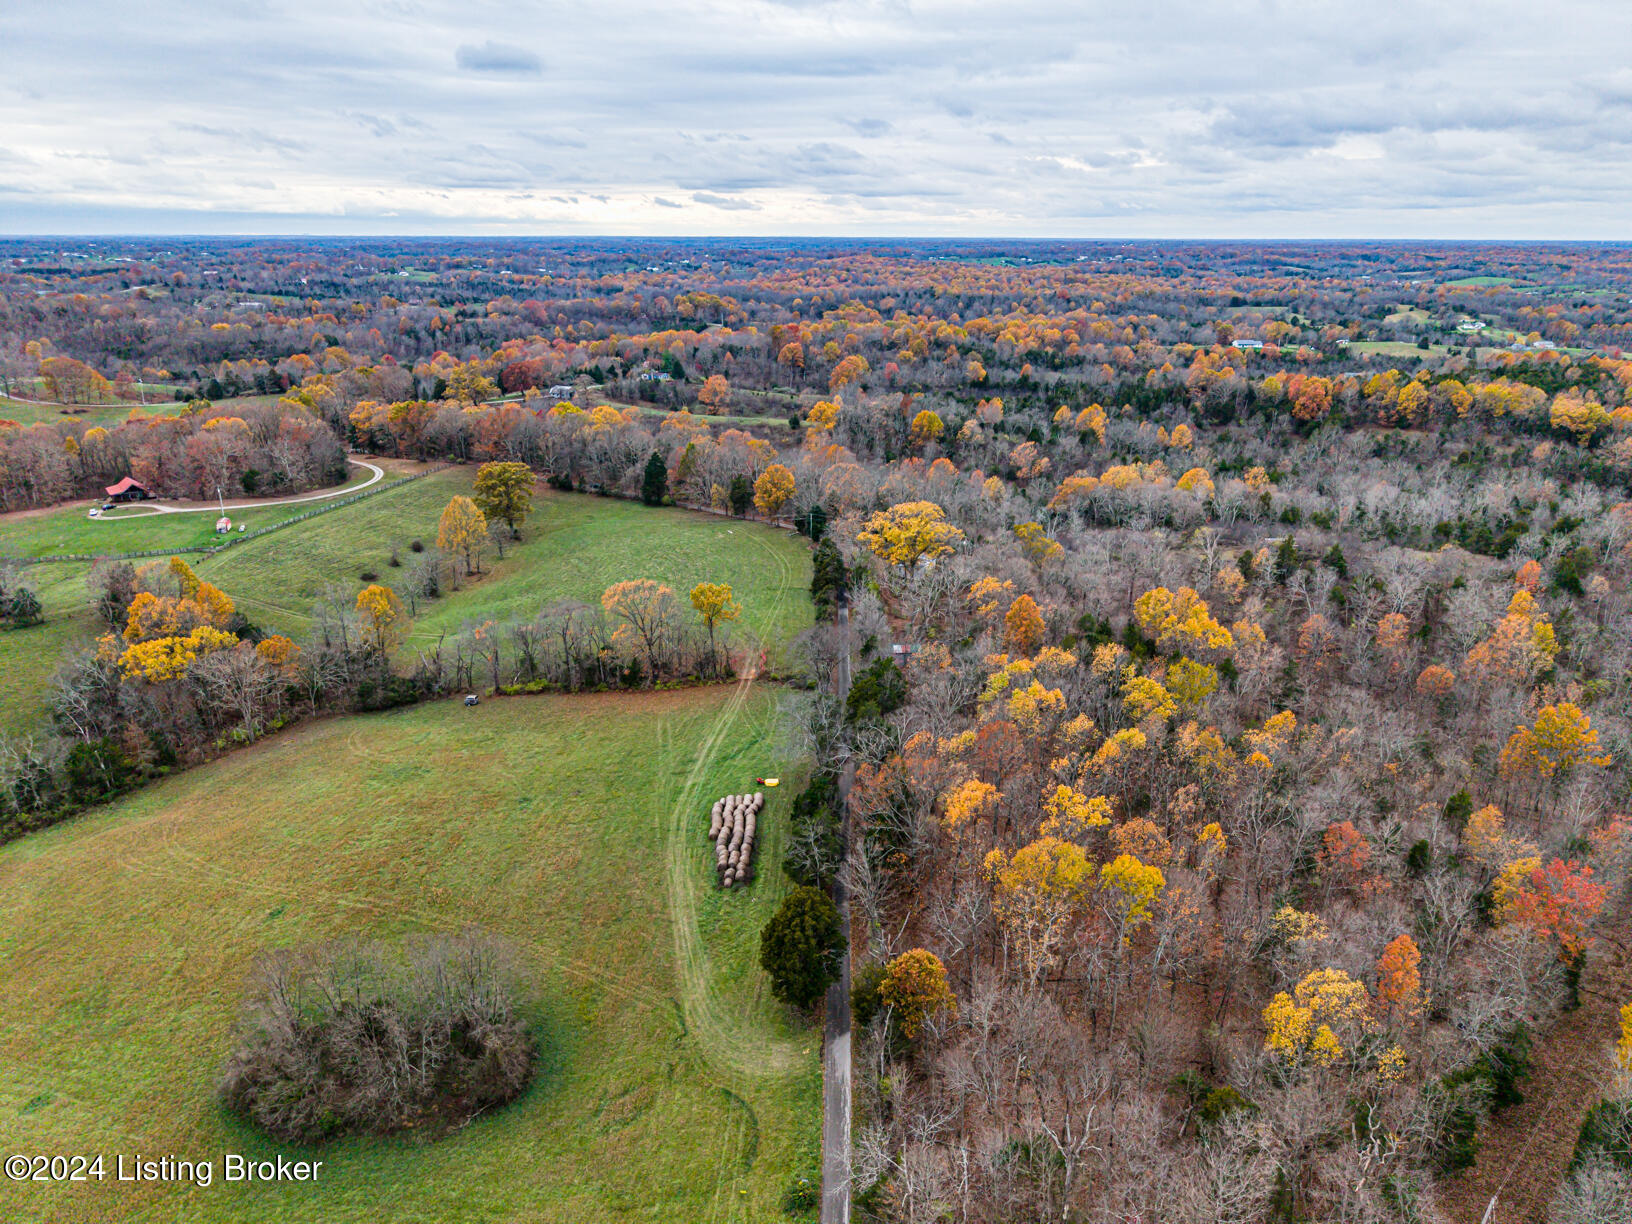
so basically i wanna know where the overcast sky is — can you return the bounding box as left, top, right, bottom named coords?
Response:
left=2, top=0, right=1629, bottom=237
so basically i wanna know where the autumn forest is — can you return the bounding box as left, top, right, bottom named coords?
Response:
left=3, top=238, right=1632, bottom=1224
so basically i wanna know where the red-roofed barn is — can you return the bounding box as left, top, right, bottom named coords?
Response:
left=104, top=476, right=152, bottom=502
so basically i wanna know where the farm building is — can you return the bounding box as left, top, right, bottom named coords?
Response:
left=104, top=476, right=152, bottom=503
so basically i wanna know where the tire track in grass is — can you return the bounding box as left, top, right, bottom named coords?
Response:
left=661, top=673, right=808, bottom=1082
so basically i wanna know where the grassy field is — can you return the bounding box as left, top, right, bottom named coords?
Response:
left=0, top=397, right=134, bottom=429
left=1351, top=340, right=1450, bottom=358
left=194, top=472, right=812, bottom=658
left=0, top=390, right=288, bottom=430
left=0, top=684, right=820, bottom=1223
left=0, top=471, right=811, bottom=734
left=0, top=563, right=97, bottom=737
left=0, top=463, right=386, bottom=560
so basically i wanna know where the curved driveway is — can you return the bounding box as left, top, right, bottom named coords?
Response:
left=97, top=459, right=383, bottom=518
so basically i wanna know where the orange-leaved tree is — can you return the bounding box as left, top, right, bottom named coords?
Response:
left=878, top=949, right=956, bottom=1038
left=603, top=579, right=676, bottom=684
left=1003, top=594, right=1045, bottom=654
left=1375, top=934, right=1423, bottom=1027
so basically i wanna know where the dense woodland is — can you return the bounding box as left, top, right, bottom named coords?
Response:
left=3, top=239, right=1632, bottom=1222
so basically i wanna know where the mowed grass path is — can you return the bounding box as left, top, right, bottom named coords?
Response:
left=0, top=685, right=819, bottom=1224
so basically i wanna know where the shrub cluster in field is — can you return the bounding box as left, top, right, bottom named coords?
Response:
left=220, top=930, right=533, bottom=1144
left=0, top=564, right=42, bottom=627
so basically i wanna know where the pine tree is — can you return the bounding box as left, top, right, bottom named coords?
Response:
left=759, top=886, right=843, bottom=1009
left=641, top=451, right=668, bottom=506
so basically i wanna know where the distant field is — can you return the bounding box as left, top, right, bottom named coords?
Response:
left=0, top=397, right=133, bottom=429
left=0, top=684, right=820, bottom=1224
left=1383, top=306, right=1431, bottom=324
left=0, top=389, right=287, bottom=430
left=0, top=471, right=812, bottom=733
left=1443, top=275, right=1518, bottom=287
left=1351, top=340, right=1446, bottom=358
left=196, top=473, right=813, bottom=658
left=0, top=463, right=385, bottom=560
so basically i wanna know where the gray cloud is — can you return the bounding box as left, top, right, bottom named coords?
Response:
left=0, top=0, right=1627, bottom=235
left=692, top=192, right=760, bottom=211
left=455, top=41, right=542, bottom=75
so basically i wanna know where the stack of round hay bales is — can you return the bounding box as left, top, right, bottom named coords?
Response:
left=709, top=791, right=765, bottom=888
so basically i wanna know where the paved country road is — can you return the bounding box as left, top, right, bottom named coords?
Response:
left=821, top=601, right=855, bottom=1224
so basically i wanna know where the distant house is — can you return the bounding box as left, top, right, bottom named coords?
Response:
left=1235, top=339, right=1264, bottom=350
left=1455, top=319, right=1487, bottom=333
left=638, top=371, right=672, bottom=383
left=546, top=384, right=575, bottom=399
left=1532, top=340, right=1558, bottom=351
left=104, top=476, right=151, bottom=503
left=215, top=515, right=232, bottom=533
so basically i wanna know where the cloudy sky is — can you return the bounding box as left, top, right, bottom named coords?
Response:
left=2, top=0, right=1629, bottom=237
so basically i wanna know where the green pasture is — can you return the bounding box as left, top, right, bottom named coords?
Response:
left=194, top=473, right=812, bottom=658
left=0, top=469, right=812, bottom=736
left=0, top=563, right=97, bottom=737
left=0, top=685, right=820, bottom=1223
left=0, top=463, right=383, bottom=560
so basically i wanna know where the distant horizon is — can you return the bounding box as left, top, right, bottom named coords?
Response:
left=4, top=234, right=1630, bottom=246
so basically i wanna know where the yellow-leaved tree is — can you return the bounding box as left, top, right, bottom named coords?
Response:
left=909, top=409, right=944, bottom=446
left=356, top=584, right=405, bottom=655
left=1263, top=968, right=1376, bottom=1068
left=1133, top=586, right=1234, bottom=656
left=941, top=778, right=999, bottom=834
left=1499, top=702, right=1612, bottom=780
left=438, top=495, right=488, bottom=575
left=688, top=581, right=740, bottom=670
left=1014, top=521, right=1062, bottom=564
left=858, top=501, right=965, bottom=569
left=752, top=463, right=795, bottom=520
left=984, top=837, right=1091, bottom=985
left=878, top=949, right=956, bottom=1038
left=472, top=461, right=535, bottom=536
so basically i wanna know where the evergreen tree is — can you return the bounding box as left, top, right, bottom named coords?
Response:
left=810, top=537, right=846, bottom=618
left=728, top=474, right=752, bottom=517
left=641, top=451, right=668, bottom=506
left=1274, top=535, right=1300, bottom=583
left=759, top=885, right=843, bottom=1009
left=799, top=502, right=828, bottom=541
